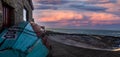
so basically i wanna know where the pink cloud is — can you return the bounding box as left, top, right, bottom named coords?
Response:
left=33, top=10, right=120, bottom=27
left=88, top=13, right=120, bottom=25
left=34, top=10, right=83, bottom=22
left=85, top=0, right=110, bottom=3
left=90, top=13, right=119, bottom=21
left=32, top=0, right=40, bottom=3
left=55, top=21, right=88, bottom=27
left=58, top=12, right=120, bottom=26
left=95, top=2, right=120, bottom=12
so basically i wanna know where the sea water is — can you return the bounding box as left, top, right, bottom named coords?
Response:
left=47, top=28, right=120, bottom=37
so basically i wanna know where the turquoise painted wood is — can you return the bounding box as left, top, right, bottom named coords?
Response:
left=13, top=23, right=38, bottom=52
left=0, top=29, right=7, bottom=46
left=27, top=40, right=49, bottom=57
left=0, top=22, right=28, bottom=50
left=0, top=22, right=49, bottom=57
left=0, top=50, right=26, bottom=57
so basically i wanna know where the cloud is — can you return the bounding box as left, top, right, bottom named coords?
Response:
left=54, top=19, right=89, bottom=27
left=90, top=13, right=119, bottom=21
left=34, top=5, right=58, bottom=10
left=70, top=4, right=107, bottom=11
left=32, top=0, right=119, bottom=13
left=88, top=13, right=120, bottom=25
left=33, top=9, right=120, bottom=28
left=68, top=0, right=119, bottom=13
left=95, top=3, right=120, bottom=13
left=32, top=0, right=120, bottom=30
left=37, top=0, right=69, bottom=5
left=34, top=10, right=84, bottom=22
left=84, top=0, right=116, bottom=4
left=32, top=0, right=41, bottom=3
left=57, top=12, right=120, bottom=26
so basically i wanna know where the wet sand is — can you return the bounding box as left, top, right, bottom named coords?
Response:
left=47, top=34, right=120, bottom=57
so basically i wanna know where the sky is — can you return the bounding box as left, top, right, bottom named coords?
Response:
left=32, top=0, right=120, bottom=30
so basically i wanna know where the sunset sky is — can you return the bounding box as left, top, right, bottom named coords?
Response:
left=32, top=0, right=120, bottom=30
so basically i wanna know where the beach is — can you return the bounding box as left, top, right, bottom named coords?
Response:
left=47, top=31, right=120, bottom=57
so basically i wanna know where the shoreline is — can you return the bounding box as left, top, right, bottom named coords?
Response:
left=46, top=31, right=120, bottom=50
left=46, top=31, right=120, bottom=57
left=46, top=30, right=120, bottom=37
left=48, top=34, right=120, bottom=51
left=48, top=37, right=120, bottom=57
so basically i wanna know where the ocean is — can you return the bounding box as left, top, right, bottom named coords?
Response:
left=46, top=28, right=120, bottom=37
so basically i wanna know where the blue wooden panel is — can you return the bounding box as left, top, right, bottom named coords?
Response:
left=0, top=22, right=49, bottom=57
left=0, top=22, right=28, bottom=50
left=27, top=40, right=49, bottom=57
left=0, top=29, right=7, bottom=45
left=0, top=40, right=16, bottom=49
left=0, top=29, right=16, bottom=50
left=13, top=23, right=38, bottom=52
left=0, top=50, right=26, bottom=57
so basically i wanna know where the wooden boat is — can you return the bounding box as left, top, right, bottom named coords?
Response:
left=0, top=22, right=49, bottom=57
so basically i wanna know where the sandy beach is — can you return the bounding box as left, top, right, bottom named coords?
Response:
left=47, top=31, right=120, bottom=57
